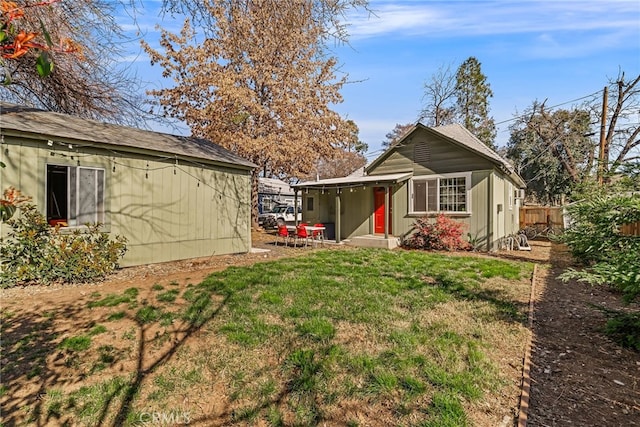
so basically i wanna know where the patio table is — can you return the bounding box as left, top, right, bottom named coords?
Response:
left=286, top=225, right=326, bottom=247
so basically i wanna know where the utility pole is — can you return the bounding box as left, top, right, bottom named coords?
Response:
left=597, top=86, right=608, bottom=186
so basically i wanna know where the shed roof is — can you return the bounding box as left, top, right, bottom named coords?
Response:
left=259, top=177, right=294, bottom=195
left=0, top=103, right=255, bottom=169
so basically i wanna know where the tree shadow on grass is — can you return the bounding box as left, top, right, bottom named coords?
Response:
left=432, top=272, right=531, bottom=326
left=0, top=281, right=232, bottom=427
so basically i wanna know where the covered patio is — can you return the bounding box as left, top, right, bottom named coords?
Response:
left=291, top=172, right=412, bottom=247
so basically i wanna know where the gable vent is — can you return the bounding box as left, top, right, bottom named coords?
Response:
left=414, top=143, right=431, bottom=165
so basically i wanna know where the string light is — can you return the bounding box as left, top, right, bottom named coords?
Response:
left=3, top=137, right=246, bottom=204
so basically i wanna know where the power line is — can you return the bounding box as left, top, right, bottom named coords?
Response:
left=495, top=89, right=604, bottom=126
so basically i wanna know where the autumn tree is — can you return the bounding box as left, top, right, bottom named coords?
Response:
left=382, top=122, right=414, bottom=148
left=455, top=56, right=496, bottom=148
left=303, top=119, right=367, bottom=180
left=145, top=0, right=362, bottom=225
left=419, top=62, right=457, bottom=127
left=0, top=0, right=150, bottom=126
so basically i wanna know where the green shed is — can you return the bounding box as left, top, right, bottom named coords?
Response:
left=0, top=103, right=256, bottom=266
left=292, top=123, right=526, bottom=251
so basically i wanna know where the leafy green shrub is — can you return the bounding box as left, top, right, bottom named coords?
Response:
left=402, top=214, right=471, bottom=251
left=604, top=311, right=640, bottom=351
left=559, top=194, right=640, bottom=302
left=0, top=203, right=127, bottom=287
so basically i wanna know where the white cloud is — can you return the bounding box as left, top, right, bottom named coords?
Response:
left=345, top=0, right=640, bottom=39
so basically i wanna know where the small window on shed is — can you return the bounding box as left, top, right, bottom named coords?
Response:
left=46, top=164, right=105, bottom=227
left=306, top=196, right=314, bottom=211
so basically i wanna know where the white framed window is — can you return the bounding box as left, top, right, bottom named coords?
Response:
left=409, top=172, right=471, bottom=214
left=46, top=164, right=105, bottom=227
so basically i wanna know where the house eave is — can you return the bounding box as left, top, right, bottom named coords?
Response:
left=292, top=172, right=413, bottom=190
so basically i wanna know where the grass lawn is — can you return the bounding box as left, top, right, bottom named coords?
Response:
left=0, top=248, right=533, bottom=426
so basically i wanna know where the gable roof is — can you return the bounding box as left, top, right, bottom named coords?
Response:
left=367, top=123, right=525, bottom=187
left=0, top=103, right=256, bottom=169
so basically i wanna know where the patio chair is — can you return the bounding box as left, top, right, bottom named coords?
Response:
left=294, top=223, right=310, bottom=247
left=276, top=225, right=291, bottom=246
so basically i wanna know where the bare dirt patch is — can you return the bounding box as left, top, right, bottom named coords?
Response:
left=494, top=239, right=640, bottom=426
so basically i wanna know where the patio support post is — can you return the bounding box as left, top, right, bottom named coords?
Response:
left=335, top=188, right=341, bottom=243
left=294, top=189, right=299, bottom=226
left=384, top=185, right=389, bottom=239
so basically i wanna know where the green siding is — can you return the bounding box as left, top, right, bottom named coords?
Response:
left=370, top=128, right=494, bottom=175
left=1, top=136, right=251, bottom=267
left=302, top=188, right=372, bottom=240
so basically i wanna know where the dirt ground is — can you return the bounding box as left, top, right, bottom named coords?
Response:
left=1, top=230, right=639, bottom=426
left=491, top=239, right=640, bottom=426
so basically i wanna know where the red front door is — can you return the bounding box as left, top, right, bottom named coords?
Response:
left=374, top=187, right=391, bottom=234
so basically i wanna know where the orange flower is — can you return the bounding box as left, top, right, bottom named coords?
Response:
left=1, top=31, right=40, bottom=58
left=2, top=186, right=31, bottom=205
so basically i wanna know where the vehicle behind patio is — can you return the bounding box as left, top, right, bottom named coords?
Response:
left=258, top=204, right=302, bottom=228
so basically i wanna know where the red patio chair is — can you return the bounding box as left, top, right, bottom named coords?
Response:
left=276, top=225, right=291, bottom=246
left=294, top=223, right=310, bottom=247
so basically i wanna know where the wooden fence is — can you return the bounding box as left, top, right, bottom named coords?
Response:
left=519, top=206, right=565, bottom=229
left=620, top=221, right=640, bottom=237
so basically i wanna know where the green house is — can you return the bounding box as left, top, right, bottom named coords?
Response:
left=0, top=103, right=255, bottom=266
left=292, top=123, right=526, bottom=250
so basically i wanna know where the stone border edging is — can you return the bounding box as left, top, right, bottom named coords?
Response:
left=517, top=263, right=538, bottom=426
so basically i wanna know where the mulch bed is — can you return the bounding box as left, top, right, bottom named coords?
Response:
left=503, top=240, right=640, bottom=426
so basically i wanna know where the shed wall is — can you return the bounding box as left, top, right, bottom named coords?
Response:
left=0, top=136, right=251, bottom=267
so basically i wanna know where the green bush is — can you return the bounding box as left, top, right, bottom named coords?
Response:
left=559, top=194, right=640, bottom=302
left=604, top=311, right=640, bottom=351
left=0, top=203, right=127, bottom=287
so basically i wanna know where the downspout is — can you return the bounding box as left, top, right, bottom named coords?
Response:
left=335, top=188, right=341, bottom=243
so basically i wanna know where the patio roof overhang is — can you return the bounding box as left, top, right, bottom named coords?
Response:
left=291, top=172, right=413, bottom=191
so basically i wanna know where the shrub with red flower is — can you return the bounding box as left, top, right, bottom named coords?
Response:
left=402, top=214, right=471, bottom=251
left=0, top=186, right=31, bottom=221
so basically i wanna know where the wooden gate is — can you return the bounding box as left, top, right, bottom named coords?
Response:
left=620, top=221, right=640, bottom=236
left=519, top=206, right=564, bottom=230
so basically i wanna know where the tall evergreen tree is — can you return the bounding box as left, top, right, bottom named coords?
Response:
left=455, top=57, right=496, bottom=148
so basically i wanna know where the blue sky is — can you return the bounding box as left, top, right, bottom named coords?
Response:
left=124, top=0, right=640, bottom=159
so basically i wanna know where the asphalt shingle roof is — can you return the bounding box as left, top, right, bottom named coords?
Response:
left=0, top=103, right=255, bottom=169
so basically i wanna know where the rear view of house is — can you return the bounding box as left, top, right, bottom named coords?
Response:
left=293, top=123, right=525, bottom=250
left=0, top=103, right=255, bottom=266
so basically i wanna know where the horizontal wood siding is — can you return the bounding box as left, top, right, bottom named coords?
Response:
left=1, top=136, right=251, bottom=267
left=370, top=128, right=494, bottom=176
